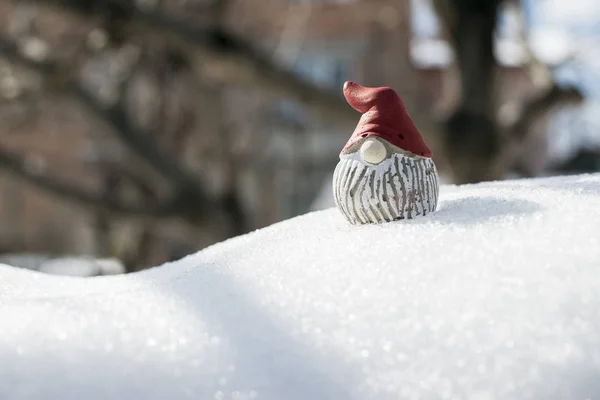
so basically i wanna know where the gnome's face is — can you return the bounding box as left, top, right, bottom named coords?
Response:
left=333, top=82, right=439, bottom=225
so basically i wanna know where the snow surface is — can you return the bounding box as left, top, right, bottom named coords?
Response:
left=2, top=173, right=600, bottom=400
left=0, top=254, right=125, bottom=276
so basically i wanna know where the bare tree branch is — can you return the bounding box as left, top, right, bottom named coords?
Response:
left=75, top=86, right=199, bottom=187
left=431, top=0, right=459, bottom=43
left=32, top=0, right=440, bottom=137
left=0, top=33, right=223, bottom=211
left=31, top=0, right=354, bottom=120
left=0, top=33, right=245, bottom=228
left=503, top=1, right=585, bottom=141
left=0, top=146, right=170, bottom=217
left=510, top=0, right=554, bottom=89
left=509, top=83, right=584, bottom=140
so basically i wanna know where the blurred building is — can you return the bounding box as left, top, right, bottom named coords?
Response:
left=0, top=96, right=97, bottom=255
left=0, top=0, right=577, bottom=268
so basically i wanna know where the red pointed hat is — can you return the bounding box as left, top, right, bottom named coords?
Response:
left=342, top=81, right=432, bottom=158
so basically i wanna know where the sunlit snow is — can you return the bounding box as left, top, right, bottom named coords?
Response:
left=1, top=173, right=600, bottom=400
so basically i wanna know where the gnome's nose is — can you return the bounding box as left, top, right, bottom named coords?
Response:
left=360, top=137, right=387, bottom=165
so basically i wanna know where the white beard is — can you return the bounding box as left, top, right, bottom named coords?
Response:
left=332, top=151, right=439, bottom=225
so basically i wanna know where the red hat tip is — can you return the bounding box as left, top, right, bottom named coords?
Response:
left=343, top=81, right=358, bottom=93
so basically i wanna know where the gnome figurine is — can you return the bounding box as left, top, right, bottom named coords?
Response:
left=333, top=81, right=439, bottom=224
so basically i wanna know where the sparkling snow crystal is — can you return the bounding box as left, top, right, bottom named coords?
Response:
left=1, top=173, right=600, bottom=400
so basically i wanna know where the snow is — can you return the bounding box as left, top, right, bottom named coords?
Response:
left=2, top=173, right=600, bottom=400
left=0, top=254, right=125, bottom=276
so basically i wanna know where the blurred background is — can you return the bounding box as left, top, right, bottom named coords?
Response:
left=0, top=0, right=597, bottom=274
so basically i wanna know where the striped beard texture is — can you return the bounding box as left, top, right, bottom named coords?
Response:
left=332, top=150, right=439, bottom=225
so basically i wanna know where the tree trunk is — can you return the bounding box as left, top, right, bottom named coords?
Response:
left=440, top=0, right=504, bottom=184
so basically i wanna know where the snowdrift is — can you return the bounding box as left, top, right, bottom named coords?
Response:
left=2, top=173, right=600, bottom=400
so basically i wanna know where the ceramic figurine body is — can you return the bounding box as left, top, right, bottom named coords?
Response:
left=333, top=81, right=439, bottom=224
